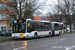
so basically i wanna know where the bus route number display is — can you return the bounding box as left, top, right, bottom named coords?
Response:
left=19, top=20, right=22, bottom=23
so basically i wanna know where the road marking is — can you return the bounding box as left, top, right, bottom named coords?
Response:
left=65, top=46, right=75, bottom=50
left=13, top=46, right=25, bottom=50
left=0, top=41, right=24, bottom=46
left=60, top=38, right=65, bottom=40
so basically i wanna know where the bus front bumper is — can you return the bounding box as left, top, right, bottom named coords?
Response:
left=12, top=35, right=33, bottom=39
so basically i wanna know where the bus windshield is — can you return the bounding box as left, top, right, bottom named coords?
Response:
left=13, top=23, right=26, bottom=33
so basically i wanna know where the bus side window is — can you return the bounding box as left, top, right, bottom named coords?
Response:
left=45, top=23, right=49, bottom=31
left=41, top=22, right=45, bottom=31
left=33, top=22, right=38, bottom=31
left=38, top=22, right=42, bottom=31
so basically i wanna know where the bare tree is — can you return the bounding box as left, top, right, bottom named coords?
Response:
left=56, top=0, right=74, bottom=32
left=14, top=0, right=42, bottom=20
left=23, top=0, right=44, bottom=19
left=59, top=0, right=74, bottom=32
left=47, top=0, right=75, bottom=32
left=46, top=4, right=61, bottom=22
left=14, top=0, right=25, bottom=19
left=34, top=10, right=43, bottom=16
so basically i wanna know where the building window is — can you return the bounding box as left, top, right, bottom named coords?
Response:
left=0, top=14, right=7, bottom=20
left=0, top=25, right=6, bottom=30
left=10, top=17, right=14, bottom=21
left=1, top=26, right=6, bottom=30
left=4, top=26, right=6, bottom=30
left=10, top=15, right=16, bottom=21
left=9, top=0, right=15, bottom=2
left=1, top=26, right=3, bottom=30
left=0, top=4, right=7, bottom=10
left=10, top=6, right=15, bottom=12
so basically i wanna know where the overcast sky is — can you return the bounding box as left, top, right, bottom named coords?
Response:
left=34, top=0, right=58, bottom=16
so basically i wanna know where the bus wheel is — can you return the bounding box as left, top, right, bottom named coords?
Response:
left=34, top=34, right=38, bottom=39
left=49, top=32, right=51, bottom=37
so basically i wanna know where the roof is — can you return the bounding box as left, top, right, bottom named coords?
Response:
left=33, top=16, right=41, bottom=20
left=41, top=17, right=47, bottom=20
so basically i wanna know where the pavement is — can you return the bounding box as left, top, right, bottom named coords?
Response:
left=0, top=33, right=75, bottom=50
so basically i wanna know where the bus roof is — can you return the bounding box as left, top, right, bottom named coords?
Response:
left=58, top=23, right=63, bottom=24
left=51, top=22, right=63, bottom=24
left=27, top=19, right=49, bottom=22
left=51, top=22, right=59, bottom=23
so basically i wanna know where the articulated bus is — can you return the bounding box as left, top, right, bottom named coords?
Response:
left=51, top=22, right=64, bottom=36
left=12, top=19, right=63, bottom=39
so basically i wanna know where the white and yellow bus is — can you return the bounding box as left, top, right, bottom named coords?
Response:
left=12, top=19, right=63, bottom=39
left=12, top=19, right=52, bottom=39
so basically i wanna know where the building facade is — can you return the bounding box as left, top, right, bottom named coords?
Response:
left=0, top=0, right=17, bottom=31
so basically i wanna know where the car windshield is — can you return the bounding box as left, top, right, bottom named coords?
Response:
left=13, top=23, right=26, bottom=33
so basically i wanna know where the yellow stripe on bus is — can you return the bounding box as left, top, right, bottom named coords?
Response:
left=20, top=33, right=24, bottom=38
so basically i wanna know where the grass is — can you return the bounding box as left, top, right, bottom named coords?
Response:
left=0, top=38, right=17, bottom=41
left=64, top=32, right=73, bottom=34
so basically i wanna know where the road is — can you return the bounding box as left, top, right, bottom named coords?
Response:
left=0, top=33, right=75, bottom=50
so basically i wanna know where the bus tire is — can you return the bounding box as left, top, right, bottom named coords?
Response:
left=49, top=32, right=51, bottom=37
left=34, top=33, right=38, bottom=39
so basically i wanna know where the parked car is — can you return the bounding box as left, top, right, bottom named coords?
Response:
left=0, top=30, right=12, bottom=36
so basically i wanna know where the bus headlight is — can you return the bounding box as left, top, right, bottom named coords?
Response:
left=24, top=35, right=27, bottom=37
left=12, top=35, right=14, bottom=37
